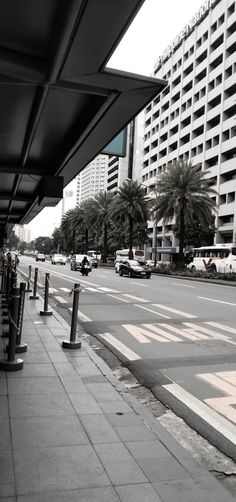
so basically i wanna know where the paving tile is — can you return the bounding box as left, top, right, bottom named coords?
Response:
left=18, top=486, right=120, bottom=502
left=60, top=376, right=85, bottom=393
left=80, top=414, right=120, bottom=443
left=106, top=412, right=143, bottom=428
left=21, top=352, right=51, bottom=364
left=125, top=440, right=173, bottom=460
left=0, top=396, right=9, bottom=418
left=7, top=376, right=65, bottom=395
left=0, top=377, right=7, bottom=394
left=69, top=393, right=103, bottom=414
left=14, top=445, right=110, bottom=495
left=153, top=478, right=212, bottom=502
left=0, top=418, right=11, bottom=449
left=82, top=375, right=108, bottom=383
left=9, top=393, right=76, bottom=418
left=7, top=363, right=57, bottom=378
left=116, top=483, right=162, bottom=502
left=11, top=415, right=89, bottom=449
left=0, top=450, right=14, bottom=485
left=116, top=425, right=157, bottom=442
left=54, top=363, right=78, bottom=377
left=99, top=400, right=133, bottom=414
left=95, top=444, right=147, bottom=485
left=137, top=457, right=189, bottom=482
left=71, top=357, right=101, bottom=376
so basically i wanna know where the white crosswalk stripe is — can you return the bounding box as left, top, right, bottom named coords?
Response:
left=99, top=333, right=141, bottom=361
left=152, top=304, right=197, bottom=318
left=54, top=296, right=68, bottom=304
left=49, top=288, right=58, bottom=293
left=68, top=308, right=92, bottom=322
left=122, top=294, right=148, bottom=303
left=98, top=287, right=120, bottom=293
left=60, top=287, right=71, bottom=292
left=85, top=287, right=104, bottom=293
left=205, top=322, right=236, bottom=335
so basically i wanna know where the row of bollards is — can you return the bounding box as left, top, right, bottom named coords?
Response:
left=0, top=262, right=82, bottom=371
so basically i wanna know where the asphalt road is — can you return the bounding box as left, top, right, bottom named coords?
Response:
left=18, top=255, right=236, bottom=460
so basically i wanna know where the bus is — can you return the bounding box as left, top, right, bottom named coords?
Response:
left=115, top=249, right=145, bottom=263
left=188, top=244, right=236, bottom=273
left=87, top=250, right=101, bottom=261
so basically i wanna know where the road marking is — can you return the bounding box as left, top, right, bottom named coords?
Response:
left=122, top=294, right=148, bottom=303
left=152, top=304, right=197, bottom=318
left=163, top=382, right=236, bottom=445
left=205, top=322, right=236, bottom=335
left=135, top=304, right=171, bottom=319
left=85, top=287, right=103, bottom=293
left=99, top=333, right=141, bottom=360
left=98, top=287, right=120, bottom=293
left=172, top=283, right=195, bottom=288
left=198, top=296, right=236, bottom=306
left=68, top=308, right=92, bottom=322
left=130, top=282, right=147, bottom=287
left=183, top=322, right=236, bottom=346
left=198, top=371, right=236, bottom=424
left=142, top=324, right=182, bottom=342
left=107, top=294, right=130, bottom=303
left=49, top=288, right=58, bottom=293
left=60, top=287, right=71, bottom=293
left=159, top=323, right=206, bottom=341
left=54, top=296, right=68, bottom=304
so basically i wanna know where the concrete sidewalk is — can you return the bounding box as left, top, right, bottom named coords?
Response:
left=0, top=292, right=235, bottom=501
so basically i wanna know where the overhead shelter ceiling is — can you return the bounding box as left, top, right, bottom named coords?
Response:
left=0, top=0, right=166, bottom=239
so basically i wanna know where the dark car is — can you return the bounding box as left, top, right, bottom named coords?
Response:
left=119, top=259, right=151, bottom=279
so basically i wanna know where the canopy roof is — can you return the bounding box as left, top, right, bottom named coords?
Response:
left=0, top=0, right=166, bottom=240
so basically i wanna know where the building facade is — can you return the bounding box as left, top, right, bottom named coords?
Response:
left=143, top=0, right=236, bottom=258
left=76, top=154, right=108, bottom=204
left=14, top=225, right=31, bottom=243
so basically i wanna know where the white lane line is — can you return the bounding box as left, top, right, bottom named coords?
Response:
left=135, top=304, right=171, bottom=319
left=49, top=288, right=58, bottom=293
left=60, top=287, right=71, bottom=292
left=85, top=287, right=103, bottom=293
left=163, top=382, right=236, bottom=446
left=54, top=296, right=68, bottom=304
left=172, top=283, right=195, bottom=288
left=98, top=287, right=120, bottom=293
left=130, top=282, right=147, bottom=287
left=107, top=294, right=130, bottom=303
left=198, top=296, right=236, bottom=306
left=68, top=307, right=92, bottom=322
left=99, top=333, right=141, bottom=361
left=96, top=274, right=107, bottom=278
left=205, top=322, right=236, bottom=335
left=152, top=304, right=197, bottom=318
left=123, top=294, right=148, bottom=303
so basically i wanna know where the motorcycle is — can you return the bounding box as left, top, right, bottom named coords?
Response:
left=80, top=263, right=90, bottom=276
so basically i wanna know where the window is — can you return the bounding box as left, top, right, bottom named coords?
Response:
left=228, top=2, right=235, bottom=17
left=226, top=41, right=236, bottom=56
left=196, top=49, right=207, bottom=65
left=183, top=63, right=193, bottom=77
left=210, top=34, right=224, bottom=52
left=227, top=20, right=236, bottom=37
left=224, top=82, right=236, bottom=99
left=194, top=105, right=205, bottom=119
left=195, top=68, right=207, bottom=83
left=207, top=114, right=220, bottom=129
left=210, top=54, right=223, bottom=70
left=208, top=94, right=221, bottom=110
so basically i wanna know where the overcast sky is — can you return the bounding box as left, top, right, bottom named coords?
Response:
left=27, top=0, right=204, bottom=239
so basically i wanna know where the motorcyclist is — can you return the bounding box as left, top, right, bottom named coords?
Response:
left=81, top=256, right=90, bottom=275
left=81, top=256, right=89, bottom=268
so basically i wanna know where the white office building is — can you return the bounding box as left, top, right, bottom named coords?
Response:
left=76, top=155, right=108, bottom=204
left=14, top=225, right=31, bottom=243
left=143, top=0, right=236, bottom=258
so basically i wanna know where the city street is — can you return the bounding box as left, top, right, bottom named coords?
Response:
left=19, top=255, right=236, bottom=460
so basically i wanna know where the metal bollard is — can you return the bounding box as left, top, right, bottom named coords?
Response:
left=0, top=265, right=7, bottom=293
left=62, top=283, right=81, bottom=349
left=30, top=268, right=39, bottom=300
left=0, top=287, right=23, bottom=371
left=26, top=265, right=32, bottom=292
left=5, top=266, right=11, bottom=303
left=15, top=282, right=27, bottom=353
left=40, top=273, right=52, bottom=316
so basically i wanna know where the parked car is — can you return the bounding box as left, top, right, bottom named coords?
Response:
left=35, top=253, right=45, bottom=262
left=51, top=254, right=67, bottom=265
left=70, top=254, right=92, bottom=271
left=119, top=259, right=151, bottom=278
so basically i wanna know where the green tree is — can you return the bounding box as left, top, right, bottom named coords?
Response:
left=173, top=214, right=216, bottom=248
left=151, top=160, right=217, bottom=264
left=85, top=191, right=114, bottom=263
left=110, top=180, right=150, bottom=259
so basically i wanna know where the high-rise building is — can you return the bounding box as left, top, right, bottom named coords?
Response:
left=14, top=225, right=31, bottom=243
left=76, top=155, right=108, bottom=205
left=143, top=0, right=236, bottom=259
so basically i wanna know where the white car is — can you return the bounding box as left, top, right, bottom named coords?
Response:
left=51, top=254, right=67, bottom=265
left=115, top=260, right=123, bottom=273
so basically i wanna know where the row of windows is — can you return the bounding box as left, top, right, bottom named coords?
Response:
left=158, top=2, right=235, bottom=78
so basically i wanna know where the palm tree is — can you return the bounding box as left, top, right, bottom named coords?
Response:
left=110, top=180, right=150, bottom=259
left=151, top=160, right=217, bottom=264
left=86, top=191, right=114, bottom=263
left=62, top=200, right=92, bottom=254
